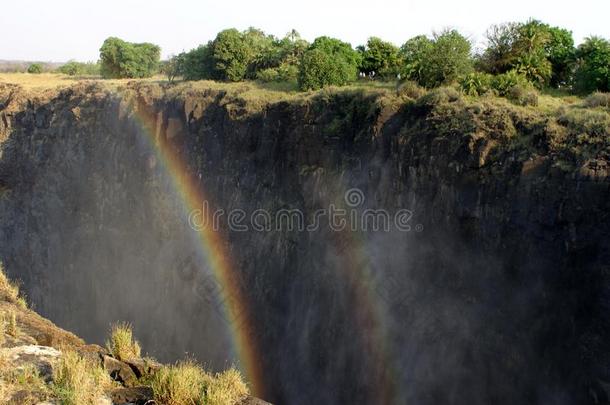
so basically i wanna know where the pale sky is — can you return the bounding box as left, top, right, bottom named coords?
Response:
left=1, top=0, right=608, bottom=62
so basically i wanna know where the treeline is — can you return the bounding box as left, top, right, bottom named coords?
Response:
left=18, top=19, right=610, bottom=96
left=164, top=21, right=609, bottom=94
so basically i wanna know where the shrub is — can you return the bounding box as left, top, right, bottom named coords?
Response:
left=584, top=92, right=610, bottom=108
left=105, top=322, right=141, bottom=361
left=58, top=61, right=100, bottom=76
left=491, top=70, right=531, bottom=96
left=256, top=67, right=280, bottom=82
left=416, top=87, right=461, bottom=107
left=459, top=72, right=493, bottom=96
left=27, top=63, right=43, bottom=74
left=298, top=36, right=360, bottom=91
left=99, top=37, right=160, bottom=79
left=52, top=350, right=110, bottom=405
left=507, top=84, right=539, bottom=106
left=401, top=30, right=473, bottom=88
left=396, top=80, right=426, bottom=99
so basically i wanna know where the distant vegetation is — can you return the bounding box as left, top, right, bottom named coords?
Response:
left=164, top=20, right=609, bottom=95
left=2, top=19, right=609, bottom=97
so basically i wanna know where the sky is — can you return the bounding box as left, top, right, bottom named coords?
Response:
left=1, top=0, right=609, bottom=62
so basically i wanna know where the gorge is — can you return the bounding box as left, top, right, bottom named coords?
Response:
left=0, top=81, right=608, bottom=405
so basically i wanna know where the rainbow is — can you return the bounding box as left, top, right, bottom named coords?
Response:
left=120, top=92, right=265, bottom=397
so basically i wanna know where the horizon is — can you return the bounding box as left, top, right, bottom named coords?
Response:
left=1, top=0, right=609, bottom=63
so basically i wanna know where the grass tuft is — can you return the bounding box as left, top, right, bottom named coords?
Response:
left=52, top=350, right=111, bottom=405
left=5, top=311, right=19, bottom=338
left=150, top=360, right=249, bottom=405
left=207, top=367, right=250, bottom=405
left=105, top=322, right=141, bottom=361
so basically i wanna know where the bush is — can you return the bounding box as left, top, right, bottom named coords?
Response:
left=507, top=84, right=539, bottom=106
left=105, top=322, right=141, bottom=361
left=396, top=80, right=426, bottom=99
left=0, top=264, right=26, bottom=308
left=459, top=72, right=493, bottom=96
left=401, top=30, right=473, bottom=88
left=58, top=61, right=100, bottom=76
left=298, top=36, right=360, bottom=91
left=99, top=37, right=160, bottom=79
left=52, top=350, right=110, bottom=405
left=584, top=92, right=610, bottom=108
left=5, top=311, right=18, bottom=337
left=256, top=67, right=280, bottom=82
left=491, top=70, right=531, bottom=96
left=27, top=63, right=43, bottom=74
left=416, top=86, right=461, bottom=107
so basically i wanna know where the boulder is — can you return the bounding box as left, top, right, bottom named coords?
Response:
left=102, top=355, right=138, bottom=387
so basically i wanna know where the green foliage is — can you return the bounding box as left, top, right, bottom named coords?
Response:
left=212, top=28, right=254, bottom=81
left=99, top=37, right=161, bottom=79
left=298, top=36, right=360, bottom=90
left=175, top=44, right=215, bottom=81
left=479, top=20, right=575, bottom=88
left=401, top=30, right=473, bottom=88
left=358, top=37, right=402, bottom=79
left=58, top=61, right=100, bottom=76
left=27, top=63, right=43, bottom=74
left=177, top=28, right=307, bottom=83
left=546, top=26, right=575, bottom=87
left=491, top=70, right=531, bottom=96
left=573, top=37, right=610, bottom=93
left=459, top=72, right=493, bottom=96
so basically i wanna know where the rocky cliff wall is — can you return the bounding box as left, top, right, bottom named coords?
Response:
left=0, top=82, right=608, bottom=405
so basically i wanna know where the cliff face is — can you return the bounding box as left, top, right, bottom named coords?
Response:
left=0, top=82, right=608, bottom=405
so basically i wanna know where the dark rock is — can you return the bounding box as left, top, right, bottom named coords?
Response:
left=125, top=357, right=162, bottom=379
left=102, top=355, right=138, bottom=387
left=110, top=386, right=154, bottom=405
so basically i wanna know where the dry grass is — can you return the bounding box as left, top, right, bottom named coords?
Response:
left=105, top=322, right=141, bottom=362
left=0, top=264, right=27, bottom=309
left=206, top=368, right=250, bottom=405
left=150, top=360, right=210, bottom=405
left=5, top=311, right=19, bottom=338
left=52, top=350, right=111, bottom=405
left=150, top=360, right=249, bottom=405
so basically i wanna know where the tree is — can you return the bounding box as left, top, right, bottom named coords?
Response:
left=400, top=35, right=433, bottom=85
left=27, top=63, right=43, bottom=74
left=210, top=29, right=253, bottom=81
left=99, top=37, right=160, bottom=79
left=573, top=36, right=610, bottom=93
left=478, top=20, right=575, bottom=88
left=546, top=27, right=575, bottom=87
left=298, top=36, right=360, bottom=90
left=358, top=37, right=402, bottom=79
left=401, top=30, right=472, bottom=88
left=175, top=44, right=215, bottom=81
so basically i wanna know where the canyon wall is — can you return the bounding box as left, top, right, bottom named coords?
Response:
left=0, top=82, right=608, bottom=404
